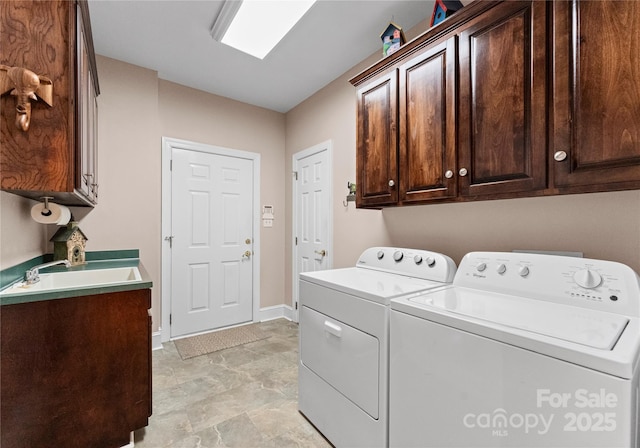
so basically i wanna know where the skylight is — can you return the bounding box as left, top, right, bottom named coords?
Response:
left=211, top=0, right=316, bottom=60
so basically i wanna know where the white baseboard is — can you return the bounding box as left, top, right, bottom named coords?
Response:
left=152, top=331, right=163, bottom=351
left=153, top=305, right=294, bottom=350
left=259, top=304, right=294, bottom=322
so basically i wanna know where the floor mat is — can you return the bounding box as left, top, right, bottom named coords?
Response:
left=174, top=323, right=269, bottom=360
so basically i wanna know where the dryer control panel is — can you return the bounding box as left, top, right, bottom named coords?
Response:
left=356, top=247, right=457, bottom=283
left=455, top=252, right=640, bottom=317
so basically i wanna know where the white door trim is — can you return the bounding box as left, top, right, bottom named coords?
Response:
left=161, top=136, right=261, bottom=343
left=292, top=140, right=333, bottom=322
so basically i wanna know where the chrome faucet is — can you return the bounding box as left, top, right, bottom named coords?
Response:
left=25, top=259, right=71, bottom=285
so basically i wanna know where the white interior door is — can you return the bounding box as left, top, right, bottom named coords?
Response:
left=170, top=146, right=254, bottom=338
left=293, top=141, right=333, bottom=321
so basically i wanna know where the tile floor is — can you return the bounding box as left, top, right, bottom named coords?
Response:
left=134, top=319, right=332, bottom=448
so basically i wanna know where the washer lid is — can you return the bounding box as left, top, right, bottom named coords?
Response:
left=299, top=267, right=448, bottom=304
left=417, top=288, right=628, bottom=350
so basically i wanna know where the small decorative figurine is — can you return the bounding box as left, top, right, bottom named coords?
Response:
left=430, top=0, right=464, bottom=27
left=0, top=65, right=53, bottom=131
left=380, top=23, right=406, bottom=57
left=51, top=221, right=88, bottom=266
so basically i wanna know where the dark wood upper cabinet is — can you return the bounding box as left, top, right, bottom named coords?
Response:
left=0, top=0, right=99, bottom=206
left=399, top=38, right=457, bottom=203
left=351, top=0, right=640, bottom=208
left=552, top=0, right=640, bottom=190
left=458, top=0, right=547, bottom=197
left=356, top=70, right=398, bottom=207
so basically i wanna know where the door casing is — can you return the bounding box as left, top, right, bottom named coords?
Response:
left=292, top=140, right=333, bottom=322
left=161, top=136, right=261, bottom=342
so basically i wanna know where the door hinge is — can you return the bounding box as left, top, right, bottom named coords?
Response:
left=293, top=171, right=298, bottom=180
left=295, top=302, right=298, bottom=310
left=295, top=237, right=298, bottom=245
left=169, top=314, right=172, bottom=325
left=170, top=159, right=173, bottom=171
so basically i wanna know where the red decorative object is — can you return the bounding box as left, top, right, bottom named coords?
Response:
left=430, top=0, right=464, bottom=27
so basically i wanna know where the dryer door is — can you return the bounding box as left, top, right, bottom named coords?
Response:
left=300, top=305, right=379, bottom=418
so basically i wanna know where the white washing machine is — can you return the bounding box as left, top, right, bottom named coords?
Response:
left=298, top=247, right=457, bottom=448
left=390, top=251, right=640, bottom=447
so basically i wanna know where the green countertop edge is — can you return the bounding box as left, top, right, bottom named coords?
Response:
left=0, top=250, right=152, bottom=306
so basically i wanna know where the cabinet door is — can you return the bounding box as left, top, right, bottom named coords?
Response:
left=399, top=38, right=457, bottom=203
left=77, top=2, right=98, bottom=203
left=552, top=0, right=640, bottom=189
left=458, top=1, right=547, bottom=197
left=356, top=71, right=398, bottom=207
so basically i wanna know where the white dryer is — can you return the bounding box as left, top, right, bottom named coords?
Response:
left=298, top=247, right=456, bottom=448
left=390, top=251, right=640, bottom=447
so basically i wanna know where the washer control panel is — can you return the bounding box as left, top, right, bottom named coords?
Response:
left=456, top=252, right=640, bottom=316
left=357, top=247, right=456, bottom=283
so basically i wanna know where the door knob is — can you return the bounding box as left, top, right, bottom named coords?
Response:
left=315, top=250, right=327, bottom=257
left=444, top=170, right=453, bottom=179
left=245, top=238, right=251, bottom=244
left=554, top=151, right=568, bottom=161
left=459, top=168, right=468, bottom=177
left=242, top=250, right=252, bottom=258
left=388, top=180, right=395, bottom=187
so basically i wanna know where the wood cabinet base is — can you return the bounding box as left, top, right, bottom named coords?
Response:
left=1, top=290, right=152, bottom=448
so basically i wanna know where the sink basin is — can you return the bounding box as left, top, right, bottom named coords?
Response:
left=1, top=266, right=142, bottom=295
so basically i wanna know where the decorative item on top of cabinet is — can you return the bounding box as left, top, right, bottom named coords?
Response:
left=381, top=23, right=406, bottom=57
left=551, top=0, right=640, bottom=192
left=0, top=0, right=100, bottom=206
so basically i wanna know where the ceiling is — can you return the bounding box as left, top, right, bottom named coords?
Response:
left=87, top=0, right=436, bottom=113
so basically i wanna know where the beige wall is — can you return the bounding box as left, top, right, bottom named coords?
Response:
left=283, top=16, right=640, bottom=309
left=284, top=57, right=392, bottom=305
left=1, top=56, right=286, bottom=334
left=64, top=56, right=162, bottom=326
left=158, top=79, right=286, bottom=310
left=0, top=193, right=48, bottom=268
left=2, top=10, right=640, bottom=330
left=382, top=191, right=640, bottom=273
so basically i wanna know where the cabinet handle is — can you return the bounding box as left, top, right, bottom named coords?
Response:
left=388, top=180, right=395, bottom=187
left=554, top=151, right=568, bottom=162
left=459, top=168, right=468, bottom=177
left=445, top=170, right=454, bottom=179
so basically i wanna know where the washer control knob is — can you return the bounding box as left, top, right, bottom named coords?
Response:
left=426, top=257, right=436, bottom=267
left=497, top=264, right=507, bottom=274
left=377, top=250, right=385, bottom=260
left=393, top=251, right=404, bottom=262
left=574, top=269, right=602, bottom=289
left=518, top=266, right=530, bottom=277
left=476, top=262, right=487, bottom=272
left=414, top=255, right=423, bottom=264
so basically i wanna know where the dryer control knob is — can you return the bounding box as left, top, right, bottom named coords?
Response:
left=574, top=269, right=602, bottom=289
left=414, top=255, right=423, bottom=264
left=394, top=251, right=404, bottom=262
left=426, top=257, right=436, bottom=267
left=476, top=263, right=487, bottom=272
left=497, top=264, right=507, bottom=274
left=518, top=266, right=530, bottom=277
left=377, top=250, right=385, bottom=260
